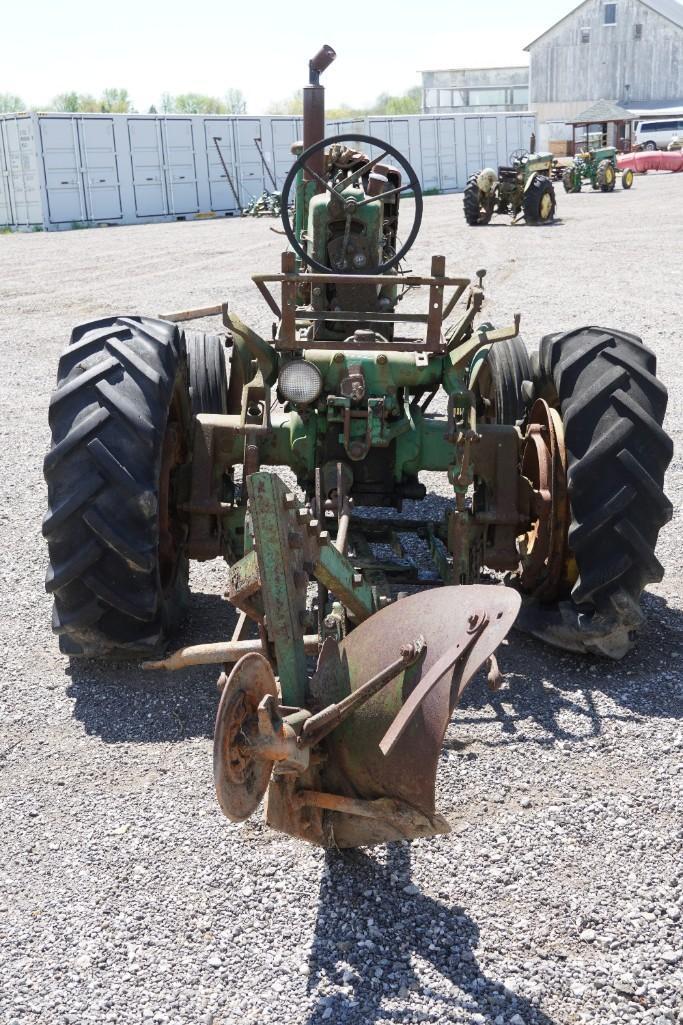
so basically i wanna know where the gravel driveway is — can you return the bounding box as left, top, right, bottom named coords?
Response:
left=1, top=176, right=681, bottom=1025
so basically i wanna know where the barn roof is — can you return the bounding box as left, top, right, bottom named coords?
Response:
left=568, top=98, right=635, bottom=124
left=525, top=0, right=683, bottom=50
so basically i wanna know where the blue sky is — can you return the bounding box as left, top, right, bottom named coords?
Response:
left=2, top=0, right=577, bottom=112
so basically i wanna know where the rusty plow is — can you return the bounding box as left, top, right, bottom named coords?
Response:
left=150, top=471, right=520, bottom=847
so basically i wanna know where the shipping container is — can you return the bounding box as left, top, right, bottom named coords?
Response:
left=0, top=110, right=536, bottom=231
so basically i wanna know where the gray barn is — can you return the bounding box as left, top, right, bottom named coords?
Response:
left=526, top=0, right=683, bottom=126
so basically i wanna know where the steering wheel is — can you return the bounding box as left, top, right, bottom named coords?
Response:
left=280, top=133, right=423, bottom=274
left=509, top=148, right=530, bottom=165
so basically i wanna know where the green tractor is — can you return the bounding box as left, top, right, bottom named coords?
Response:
left=44, top=47, right=672, bottom=848
left=563, top=146, right=634, bottom=193
left=464, top=149, right=557, bottom=225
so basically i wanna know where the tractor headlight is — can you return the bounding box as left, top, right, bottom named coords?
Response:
left=278, top=359, right=323, bottom=405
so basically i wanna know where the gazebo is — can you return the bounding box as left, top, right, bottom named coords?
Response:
left=567, top=99, right=635, bottom=155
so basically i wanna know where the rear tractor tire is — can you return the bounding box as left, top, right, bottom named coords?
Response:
left=597, top=159, right=616, bottom=192
left=463, top=175, right=493, bottom=226
left=520, top=327, right=673, bottom=658
left=523, top=176, right=556, bottom=224
left=44, top=316, right=192, bottom=658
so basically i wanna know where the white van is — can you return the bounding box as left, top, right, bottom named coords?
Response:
left=633, top=119, right=683, bottom=150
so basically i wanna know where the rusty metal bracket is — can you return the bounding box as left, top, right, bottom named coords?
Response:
left=300, top=635, right=425, bottom=747
left=379, top=611, right=489, bottom=756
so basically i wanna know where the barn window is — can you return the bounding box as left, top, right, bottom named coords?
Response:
left=604, top=3, right=617, bottom=24
left=581, top=27, right=590, bottom=42
left=634, top=22, right=643, bottom=38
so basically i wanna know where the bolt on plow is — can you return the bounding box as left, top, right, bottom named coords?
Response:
left=44, top=45, right=673, bottom=847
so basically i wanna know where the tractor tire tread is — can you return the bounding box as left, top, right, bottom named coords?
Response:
left=44, top=315, right=190, bottom=658
left=541, top=326, right=671, bottom=640
left=522, top=174, right=556, bottom=224
left=185, top=330, right=230, bottom=416
left=463, top=175, right=485, bottom=226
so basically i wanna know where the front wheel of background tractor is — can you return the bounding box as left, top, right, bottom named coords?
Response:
left=521, top=326, right=673, bottom=658
left=463, top=175, right=493, bottom=226
left=43, top=316, right=192, bottom=658
left=523, top=176, right=556, bottom=224
left=597, top=159, right=616, bottom=192
left=562, top=168, right=579, bottom=193
left=621, top=168, right=634, bottom=190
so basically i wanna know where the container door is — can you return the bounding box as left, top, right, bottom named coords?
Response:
left=39, top=117, right=86, bottom=223
left=128, top=119, right=167, bottom=216
left=78, top=117, right=122, bottom=220
left=437, top=118, right=458, bottom=191
left=4, top=117, right=42, bottom=225
left=418, top=119, right=439, bottom=192
left=369, top=118, right=410, bottom=160
left=465, top=117, right=498, bottom=175
left=327, top=118, right=366, bottom=137
left=0, top=122, right=13, bottom=225
left=233, top=118, right=266, bottom=207
left=204, top=119, right=239, bottom=212
left=505, top=117, right=523, bottom=161
left=270, top=118, right=302, bottom=187
left=161, top=119, right=199, bottom=214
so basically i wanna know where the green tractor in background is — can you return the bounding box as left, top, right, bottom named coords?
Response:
left=563, top=146, right=634, bottom=193
left=464, top=149, right=557, bottom=225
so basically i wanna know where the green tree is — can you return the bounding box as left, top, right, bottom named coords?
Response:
left=51, top=92, right=82, bottom=112
left=100, top=88, right=134, bottom=113
left=0, top=93, right=26, bottom=113
left=225, top=89, right=247, bottom=115
left=164, top=93, right=226, bottom=114
left=267, top=90, right=304, bottom=115
left=371, top=86, right=421, bottom=115
left=49, top=91, right=123, bottom=113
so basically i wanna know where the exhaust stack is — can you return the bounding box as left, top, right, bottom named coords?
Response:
left=303, top=44, right=336, bottom=182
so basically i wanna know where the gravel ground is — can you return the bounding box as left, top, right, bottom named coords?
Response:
left=1, top=175, right=682, bottom=1025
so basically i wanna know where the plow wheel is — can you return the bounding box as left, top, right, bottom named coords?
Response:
left=516, top=326, right=673, bottom=659
left=214, top=653, right=279, bottom=822
left=43, top=316, right=191, bottom=658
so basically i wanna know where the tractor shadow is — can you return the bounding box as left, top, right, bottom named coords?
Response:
left=304, top=843, right=558, bottom=1025
left=64, top=591, right=236, bottom=743
left=65, top=584, right=682, bottom=749
left=451, top=591, right=683, bottom=750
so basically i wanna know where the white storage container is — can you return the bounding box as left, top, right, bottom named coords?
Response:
left=0, top=110, right=536, bottom=230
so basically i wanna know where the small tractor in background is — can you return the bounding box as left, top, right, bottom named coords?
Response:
left=562, top=146, right=634, bottom=192
left=44, top=46, right=672, bottom=849
left=242, top=190, right=284, bottom=217
left=464, top=150, right=557, bottom=225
